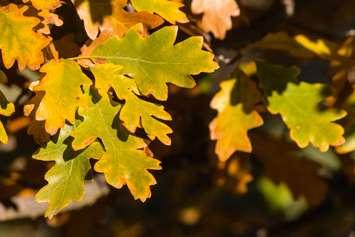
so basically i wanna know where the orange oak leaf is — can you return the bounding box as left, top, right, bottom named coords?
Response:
left=210, top=75, right=263, bottom=162
left=191, top=0, right=240, bottom=39
left=74, top=0, right=163, bottom=40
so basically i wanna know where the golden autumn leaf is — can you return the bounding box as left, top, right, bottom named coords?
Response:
left=0, top=4, right=50, bottom=70
left=71, top=96, right=161, bottom=201
left=91, top=63, right=173, bottom=145
left=191, top=0, right=240, bottom=39
left=32, top=60, right=92, bottom=135
left=210, top=76, right=263, bottom=162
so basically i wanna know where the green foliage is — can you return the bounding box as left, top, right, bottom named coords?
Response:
left=34, top=125, right=104, bottom=218
left=257, top=63, right=347, bottom=151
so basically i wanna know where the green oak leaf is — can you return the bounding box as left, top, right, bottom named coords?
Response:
left=91, top=63, right=172, bottom=145
left=70, top=96, right=161, bottom=201
left=257, top=63, right=347, bottom=151
left=34, top=125, right=104, bottom=218
left=84, top=25, right=218, bottom=101
left=0, top=90, right=14, bottom=144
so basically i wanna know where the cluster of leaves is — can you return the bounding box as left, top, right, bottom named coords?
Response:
left=0, top=0, right=354, bottom=224
left=209, top=30, right=355, bottom=207
left=0, top=0, right=220, bottom=218
left=210, top=33, right=355, bottom=161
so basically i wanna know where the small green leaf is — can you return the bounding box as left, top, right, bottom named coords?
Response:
left=34, top=125, right=104, bottom=218
left=257, top=63, right=346, bottom=151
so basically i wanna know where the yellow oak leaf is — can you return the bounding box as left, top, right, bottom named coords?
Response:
left=33, top=60, right=92, bottom=135
left=131, top=0, right=188, bottom=24
left=191, top=0, right=240, bottom=39
left=71, top=96, right=161, bottom=201
left=0, top=4, right=50, bottom=70
left=210, top=75, right=263, bottom=162
left=91, top=63, right=173, bottom=145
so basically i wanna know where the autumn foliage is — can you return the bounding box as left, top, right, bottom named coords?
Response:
left=0, top=0, right=354, bottom=235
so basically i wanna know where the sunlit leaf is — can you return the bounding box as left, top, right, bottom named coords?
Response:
left=91, top=63, right=172, bottom=145
left=210, top=76, right=263, bottom=161
left=191, top=0, right=240, bottom=39
left=0, top=4, right=50, bottom=70
left=34, top=125, right=104, bottom=218
left=33, top=60, right=92, bottom=135
left=71, top=96, right=161, bottom=201
left=83, top=26, right=218, bottom=100
left=257, top=64, right=346, bottom=151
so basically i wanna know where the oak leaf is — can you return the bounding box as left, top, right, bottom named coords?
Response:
left=91, top=63, right=173, bottom=145
left=34, top=125, right=104, bottom=218
left=70, top=96, right=161, bottom=201
left=257, top=64, right=346, bottom=151
left=210, top=76, right=263, bottom=161
left=0, top=4, right=50, bottom=70
left=83, top=26, right=218, bottom=100
left=191, top=0, right=240, bottom=39
left=33, top=60, right=92, bottom=135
